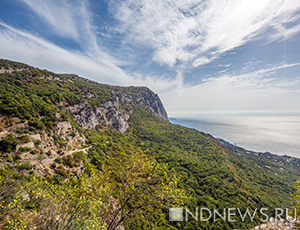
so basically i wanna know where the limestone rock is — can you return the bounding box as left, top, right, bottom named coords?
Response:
left=64, top=101, right=131, bottom=133
left=111, top=89, right=168, bottom=121
left=16, top=141, right=35, bottom=152
left=62, top=87, right=168, bottom=133
left=29, top=134, right=41, bottom=141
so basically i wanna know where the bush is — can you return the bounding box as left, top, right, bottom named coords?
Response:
left=62, top=155, right=75, bottom=168
left=57, top=150, right=64, bottom=156
left=52, top=135, right=67, bottom=147
left=30, top=150, right=37, bottom=155
left=7, top=155, right=13, bottom=163
left=55, top=157, right=62, bottom=164
left=19, top=147, right=31, bottom=152
left=70, top=131, right=76, bottom=137
left=55, top=165, right=68, bottom=177
left=33, top=139, right=41, bottom=146
left=17, top=135, right=30, bottom=143
left=19, top=162, right=33, bottom=170
left=0, top=134, right=17, bottom=153
left=51, top=163, right=57, bottom=169
left=13, top=154, right=22, bottom=161
left=73, top=151, right=86, bottom=164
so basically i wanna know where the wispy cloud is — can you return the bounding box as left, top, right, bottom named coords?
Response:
left=110, top=0, right=300, bottom=67
left=203, top=62, right=300, bottom=90
left=0, top=22, right=129, bottom=85
left=21, top=0, right=82, bottom=40
left=164, top=62, right=300, bottom=115
left=20, top=0, right=114, bottom=61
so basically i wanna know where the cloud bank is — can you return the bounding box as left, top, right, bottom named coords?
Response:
left=110, top=0, right=300, bottom=67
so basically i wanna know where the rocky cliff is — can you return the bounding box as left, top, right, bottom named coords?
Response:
left=62, top=86, right=168, bottom=133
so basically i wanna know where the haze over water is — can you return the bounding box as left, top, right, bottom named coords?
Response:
left=170, top=116, right=300, bottom=158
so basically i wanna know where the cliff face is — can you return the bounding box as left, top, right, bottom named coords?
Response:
left=63, top=101, right=131, bottom=133
left=111, top=89, right=168, bottom=121
left=63, top=87, right=168, bottom=133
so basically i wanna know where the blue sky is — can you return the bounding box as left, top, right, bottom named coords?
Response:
left=0, top=0, right=300, bottom=117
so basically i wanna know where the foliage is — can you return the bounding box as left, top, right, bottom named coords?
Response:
left=0, top=59, right=31, bottom=70
left=292, top=181, right=300, bottom=224
left=0, top=147, right=184, bottom=229
left=0, top=134, right=17, bottom=153
left=127, top=105, right=297, bottom=229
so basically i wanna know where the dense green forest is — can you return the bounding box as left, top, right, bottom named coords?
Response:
left=0, top=59, right=300, bottom=229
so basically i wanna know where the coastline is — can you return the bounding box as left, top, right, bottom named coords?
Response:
left=169, top=116, right=300, bottom=158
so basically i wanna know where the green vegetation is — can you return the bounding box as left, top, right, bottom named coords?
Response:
left=126, top=106, right=299, bottom=229
left=0, top=148, right=183, bottom=229
left=0, top=59, right=299, bottom=229
left=0, top=134, right=18, bottom=153
left=0, top=59, right=31, bottom=70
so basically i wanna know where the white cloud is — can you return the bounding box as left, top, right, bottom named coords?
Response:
left=110, top=0, right=300, bottom=67
left=203, top=62, right=300, bottom=90
left=21, top=0, right=81, bottom=40
left=20, top=0, right=113, bottom=60
left=165, top=63, right=300, bottom=116
left=0, top=22, right=129, bottom=85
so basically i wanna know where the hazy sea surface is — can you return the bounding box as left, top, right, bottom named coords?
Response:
left=170, top=116, right=300, bottom=157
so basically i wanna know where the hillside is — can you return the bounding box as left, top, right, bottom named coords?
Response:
left=0, top=59, right=299, bottom=229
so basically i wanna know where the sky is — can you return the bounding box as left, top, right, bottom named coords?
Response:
left=0, top=0, right=300, bottom=117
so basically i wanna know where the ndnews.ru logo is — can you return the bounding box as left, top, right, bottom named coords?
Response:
left=169, top=207, right=297, bottom=222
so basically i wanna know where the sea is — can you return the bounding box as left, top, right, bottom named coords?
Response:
left=170, top=116, right=300, bottom=158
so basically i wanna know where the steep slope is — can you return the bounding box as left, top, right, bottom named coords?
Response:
left=128, top=106, right=300, bottom=229
left=0, top=59, right=299, bottom=229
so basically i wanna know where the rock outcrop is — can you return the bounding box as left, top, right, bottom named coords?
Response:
left=250, top=217, right=299, bottom=230
left=63, top=101, right=131, bottom=133
left=64, top=102, right=99, bottom=130
left=111, top=89, right=168, bottom=121
left=63, top=87, right=168, bottom=133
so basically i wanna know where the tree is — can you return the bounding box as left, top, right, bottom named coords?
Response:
left=102, top=150, right=185, bottom=229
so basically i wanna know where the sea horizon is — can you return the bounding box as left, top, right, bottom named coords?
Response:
left=170, top=115, right=300, bottom=158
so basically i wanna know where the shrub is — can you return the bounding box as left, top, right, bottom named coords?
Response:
left=17, top=135, right=30, bottom=143
left=55, top=165, right=68, bottom=177
left=62, top=155, right=75, bottom=168
left=30, top=150, right=37, bottom=155
left=33, top=139, right=41, bottom=146
left=57, top=150, right=64, bottom=156
left=70, top=131, right=76, bottom=137
left=51, top=162, right=57, bottom=169
left=0, top=134, right=17, bottom=153
left=13, top=154, right=22, bottom=161
left=19, top=147, right=31, bottom=152
left=55, top=157, right=62, bottom=164
left=7, top=155, right=13, bottom=163
left=19, top=162, right=33, bottom=170
left=73, top=151, right=86, bottom=164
